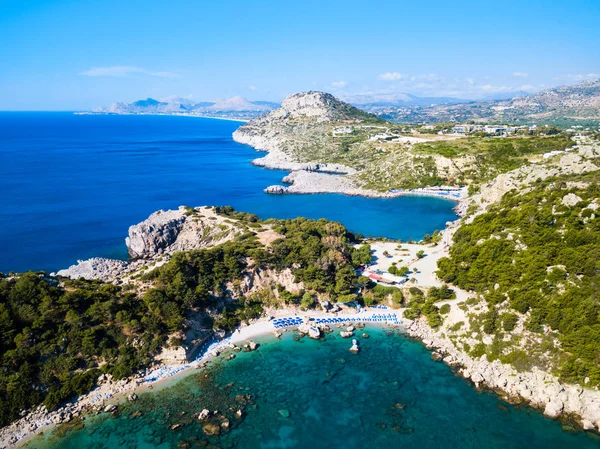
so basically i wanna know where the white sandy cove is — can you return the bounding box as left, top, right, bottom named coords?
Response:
left=3, top=308, right=402, bottom=448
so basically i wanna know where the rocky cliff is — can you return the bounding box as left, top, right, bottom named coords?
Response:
left=57, top=206, right=245, bottom=282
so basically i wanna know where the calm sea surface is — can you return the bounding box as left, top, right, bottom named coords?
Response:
left=2, top=113, right=597, bottom=448
left=27, top=329, right=600, bottom=449
left=0, top=112, right=457, bottom=273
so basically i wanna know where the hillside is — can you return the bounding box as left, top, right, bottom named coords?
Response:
left=436, top=171, right=600, bottom=385
left=233, top=91, right=579, bottom=192
left=0, top=208, right=371, bottom=428
left=378, top=79, right=600, bottom=127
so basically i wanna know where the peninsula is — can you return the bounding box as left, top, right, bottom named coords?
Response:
left=2, top=90, right=600, bottom=447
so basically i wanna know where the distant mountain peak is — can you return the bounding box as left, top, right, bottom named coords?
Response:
left=208, top=96, right=272, bottom=112
left=94, top=95, right=279, bottom=118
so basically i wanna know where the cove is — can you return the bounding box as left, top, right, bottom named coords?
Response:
left=26, top=328, right=599, bottom=449
left=0, top=112, right=457, bottom=273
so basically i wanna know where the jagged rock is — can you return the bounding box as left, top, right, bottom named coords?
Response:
left=198, top=409, right=211, bottom=421
left=349, top=339, right=360, bottom=353
left=127, top=393, right=138, bottom=402
left=544, top=399, right=564, bottom=418
left=264, top=185, right=287, bottom=194
left=127, top=208, right=187, bottom=258
left=308, top=327, right=321, bottom=339
left=57, top=206, right=243, bottom=282
left=103, top=404, right=117, bottom=413
left=340, top=331, right=354, bottom=338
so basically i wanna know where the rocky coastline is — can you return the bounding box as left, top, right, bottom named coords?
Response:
left=6, top=139, right=600, bottom=444
left=404, top=317, right=600, bottom=432
left=55, top=206, right=244, bottom=283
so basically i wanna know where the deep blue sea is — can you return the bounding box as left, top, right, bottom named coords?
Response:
left=26, top=329, right=600, bottom=449
left=0, top=112, right=457, bottom=273
left=3, top=112, right=598, bottom=448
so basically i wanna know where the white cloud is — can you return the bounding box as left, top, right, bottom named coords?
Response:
left=81, top=66, right=181, bottom=78
left=378, top=72, right=404, bottom=81
left=554, top=73, right=599, bottom=81
left=519, top=84, right=533, bottom=91
left=331, top=80, right=347, bottom=88
left=248, top=85, right=258, bottom=91
left=513, top=72, right=528, bottom=77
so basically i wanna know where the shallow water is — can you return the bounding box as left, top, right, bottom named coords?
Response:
left=27, top=328, right=600, bottom=449
left=0, top=112, right=458, bottom=273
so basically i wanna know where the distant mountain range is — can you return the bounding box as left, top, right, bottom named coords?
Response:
left=89, top=79, right=600, bottom=127
left=373, top=79, right=600, bottom=127
left=90, top=96, right=280, bottom=120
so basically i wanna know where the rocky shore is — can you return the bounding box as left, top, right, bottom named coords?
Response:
left=56, top=206, right=244, bottom=283
left=404, top=317, right=600, bottom=432
left=264, top=170, right=467, bottom=201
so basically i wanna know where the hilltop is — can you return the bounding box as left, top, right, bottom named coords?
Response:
left=233, top=91, right=580, bottom=195
left=378, top=79, right=600, bottom=127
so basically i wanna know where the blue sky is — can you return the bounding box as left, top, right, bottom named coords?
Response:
left=1, top=0, right=599, bottom=110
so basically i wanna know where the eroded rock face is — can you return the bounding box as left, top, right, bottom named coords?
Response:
left=126, top=209, right=187, bottom=258
left=57, top=206, right=243, bottom=282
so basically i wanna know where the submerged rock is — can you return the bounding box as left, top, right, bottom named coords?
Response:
left=202, top=423, right=221, bottom=436
left=278, top=409, right=290, bottom=418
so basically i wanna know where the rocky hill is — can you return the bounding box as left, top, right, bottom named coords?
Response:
left=380, top=79, right=600, bottom=127
left=233, top=91, right=580, bottom=194
left=233, top=91, right=384, bottom=173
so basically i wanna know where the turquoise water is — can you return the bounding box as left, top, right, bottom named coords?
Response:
left=0, top=112, right=457, bottom=273
left=27, top=329, right=600, bottom=449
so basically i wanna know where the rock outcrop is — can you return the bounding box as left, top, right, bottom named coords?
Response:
left=56, top=257, right=140, bottom=282
left=126, top=206, right=240, bottom=258
left=405, top=317, right=600, bottom=431
left=126, top=208, right=187, bottom=258
left=57, top=206, right=244, bottom=282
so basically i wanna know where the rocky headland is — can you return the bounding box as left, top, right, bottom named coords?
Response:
left=56, top=206, right=246, bottom=282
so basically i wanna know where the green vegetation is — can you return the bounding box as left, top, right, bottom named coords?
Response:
left=413, top=135, right=574, bottom=185
left=437, top=173, right=600, bottom=385
left=0, top=215, right=372, bottom=425
left=0, top=273, right=167, bottom=426
left=356, top=134, right=574, bottom=191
